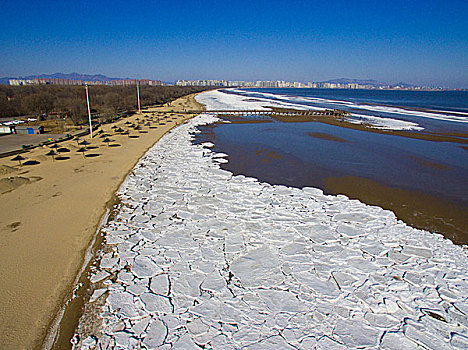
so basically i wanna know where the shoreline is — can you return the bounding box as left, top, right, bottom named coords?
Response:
left=196, top=121, right=468, bottom=245
left=0, top=93, right=204, bottom=349
left=71, top=113, right=468, bottom=349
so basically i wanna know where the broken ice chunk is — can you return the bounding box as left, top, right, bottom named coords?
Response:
left=333, top=319, right=380, bottom=347
left=131, top=255, right=163, bottom=278
left=402, top=245, right=432, bottom=259
left=380, top=332, right=419, bottom=349
left=90, top=270, right=111, bottom=283
left=142, top=319, right=167, bottom=348
left=230, top=245, right=283, bottom=288
left=451, top=333, right=468, bottom=348
left=89, top=288, right=107, bottom=303
left=150, top=274, right=170, bottom=296
left=140, top=293, right=172, bottom=314
left=337, top=224, right=363, bottom=238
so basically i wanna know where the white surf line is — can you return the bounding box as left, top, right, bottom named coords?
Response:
left=198, top=89, right=424, bottom=131
left=197, top=89, right=318, bottom=111
left=73, top=113, right=468, bottom=349
left=234, top=89, right=468, bottom=125
left=347, top=114, right=424, bottom=131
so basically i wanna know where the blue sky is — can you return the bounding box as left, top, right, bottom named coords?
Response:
left=1, top=0, right=467, bottom=87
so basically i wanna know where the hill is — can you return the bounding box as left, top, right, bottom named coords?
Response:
left=321, top=78, right=417, bottom=88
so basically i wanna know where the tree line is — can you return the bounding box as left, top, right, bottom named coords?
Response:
left=0, top=85, right=210, bottom=124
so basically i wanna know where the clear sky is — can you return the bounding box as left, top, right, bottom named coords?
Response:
left=1, top=0, right=467, bottom=87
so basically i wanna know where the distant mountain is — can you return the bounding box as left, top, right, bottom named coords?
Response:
left=22, top=72, right=122, bottom=81
left=0, top=77, right=15, bottom=85
left=321, top=78, right=419, bottom=88
left=393, top=81, right=416, bottom=88
left=0, top=72, right=124, bottom=84
left=322, top=78, right=390, bottom=87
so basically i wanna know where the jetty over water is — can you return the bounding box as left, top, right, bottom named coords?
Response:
left=172, top=109, right=350, bottom=121
left=205, top=109, right=348, bottom=118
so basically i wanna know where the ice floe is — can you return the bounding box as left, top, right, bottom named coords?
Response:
left=346, top=113, right=424, bottom=131
left=73, top=114, right=468, bottom=349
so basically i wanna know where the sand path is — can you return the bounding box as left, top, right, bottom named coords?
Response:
left=0, top=94, right=203, bottom=349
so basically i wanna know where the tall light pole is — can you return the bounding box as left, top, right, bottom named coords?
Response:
left=136, top=83, right=141, bottom=114
left=85, top=83, right=93, bottom=138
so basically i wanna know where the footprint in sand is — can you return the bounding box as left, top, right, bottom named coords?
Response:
left=6, top=221, right=21, bottom=232
left=0, top=176, right=30, bottom=193
left=0, top=176, right=43, bottom=194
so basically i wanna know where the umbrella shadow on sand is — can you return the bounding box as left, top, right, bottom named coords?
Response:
left=11, top=155, right=26, bottom=166
left=56, top=147, right=71, bottom=160
left=23, top=160, right=40, bottom=166
left=10, top=155, right=40, bottom=166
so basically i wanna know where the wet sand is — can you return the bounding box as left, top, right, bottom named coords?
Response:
left=307, top=132, right=348, bottom=143
left=270, top=108, right=468, bottom=144
left=0, top=94, right=204, bottom=349
left=324, top=176, right=468, bottom=245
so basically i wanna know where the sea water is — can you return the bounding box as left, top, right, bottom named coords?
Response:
left=195, top=88, right=468, bottom=241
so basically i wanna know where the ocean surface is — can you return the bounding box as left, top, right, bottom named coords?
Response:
left=195, top=89, right=468, bottom=241
left=224, top=88, right=468, bottom=133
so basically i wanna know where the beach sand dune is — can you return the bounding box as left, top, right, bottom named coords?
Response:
left=0, top=94, right=203, bottom=349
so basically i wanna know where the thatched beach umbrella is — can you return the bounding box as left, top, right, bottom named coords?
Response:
left=99, top=133, right=112, bottom=138
left=45, top=150, right=58, bottom=161
left=102, top=137, right=114, bottom=146
left=78, top=140, right=91, bottom=146
left=57, top=147, right=70, bottom=154
left=11, top=154, right=26, bottom=166
left=76, top=147, right=87, bottom=157
left=49, top=143, right=58, bottom=149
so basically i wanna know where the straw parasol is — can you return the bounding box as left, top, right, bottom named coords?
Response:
left=11, top=154, right=26, bottom=166
left=57, top=147, right=70, bottom=154
left=45, top=150, right=58, bottom=161
left=78, top=140, right=91, bottom=146
left=76, top=147, right=87, bottom=157
left=102, top=137, right=114, bottom=146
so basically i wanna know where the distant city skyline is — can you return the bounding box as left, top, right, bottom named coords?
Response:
left=1, top=1, right=467, bottom=88
left=6, top=74, right=447, bottom=91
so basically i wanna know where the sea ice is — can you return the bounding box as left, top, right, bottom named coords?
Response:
left=72, top=113, right=468, bottom=350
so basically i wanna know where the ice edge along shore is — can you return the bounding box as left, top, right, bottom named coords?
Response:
left=73, top=112, right=468, bottom=349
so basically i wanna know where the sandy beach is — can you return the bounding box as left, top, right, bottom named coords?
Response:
left=0, top=93, right=204, bottom=349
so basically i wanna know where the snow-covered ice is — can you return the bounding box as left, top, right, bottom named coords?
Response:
left=72, top=113, right=468, bottom=349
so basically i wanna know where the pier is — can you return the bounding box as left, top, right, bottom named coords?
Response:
left=178, top=109, right=349, bottom=120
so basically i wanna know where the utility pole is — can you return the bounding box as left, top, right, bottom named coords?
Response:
left=137, top=83, right=141, bottom=114
left=85, top=83, right=93, bottom=138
